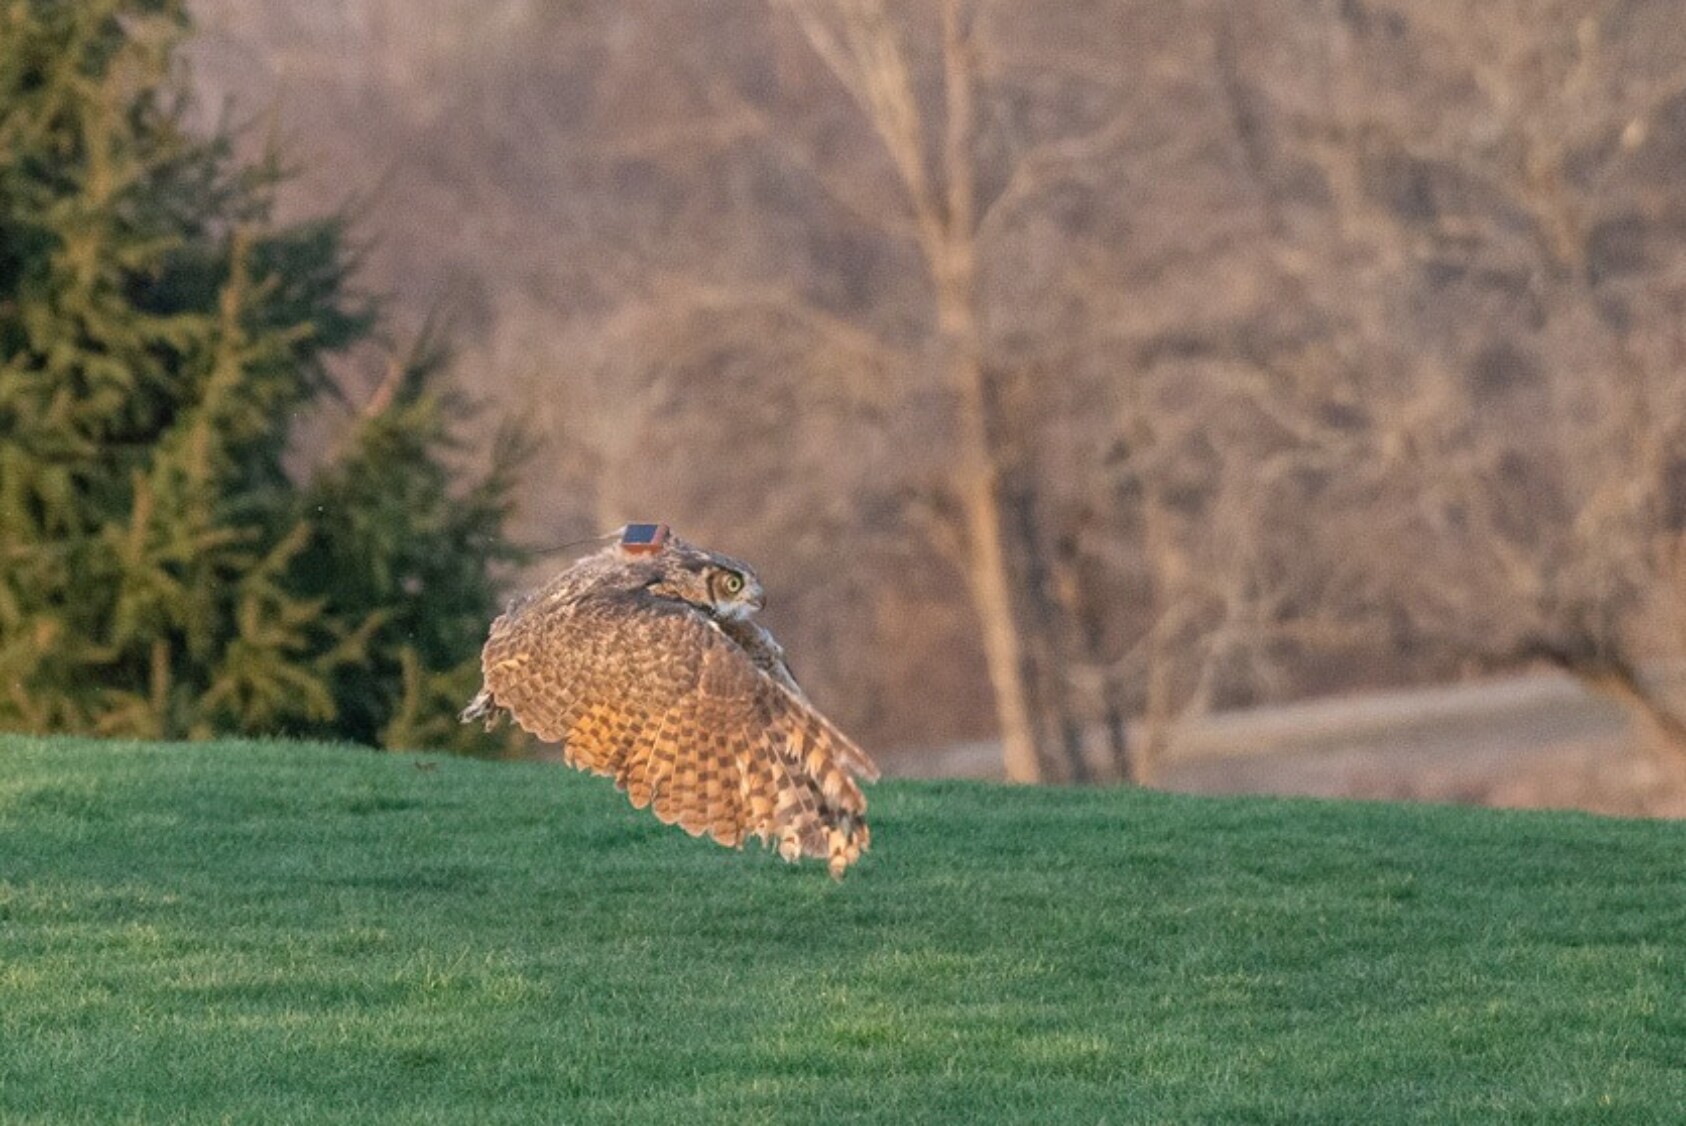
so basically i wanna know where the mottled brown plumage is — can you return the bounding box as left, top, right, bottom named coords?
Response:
left=461, top=528, right=877, bottom=877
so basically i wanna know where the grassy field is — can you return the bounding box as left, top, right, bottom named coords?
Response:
left=1, top=736, right=1682, bottom=1123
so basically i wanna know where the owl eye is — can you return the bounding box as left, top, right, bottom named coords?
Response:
left=721, top=571, right=744, bottom=595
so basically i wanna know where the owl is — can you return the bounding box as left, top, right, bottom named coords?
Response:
left=461, top=523, right=878, bottom=878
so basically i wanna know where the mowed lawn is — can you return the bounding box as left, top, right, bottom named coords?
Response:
left=1, top=737, right=1682, bottom=1123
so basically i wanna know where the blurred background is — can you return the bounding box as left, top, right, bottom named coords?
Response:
left=7, top=0, right=1686, bottom=814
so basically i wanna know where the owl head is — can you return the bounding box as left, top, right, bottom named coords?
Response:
left=635, top=537, right=766, bottom=621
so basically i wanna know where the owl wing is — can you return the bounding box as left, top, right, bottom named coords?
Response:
left=474, top=588, right=877, bottom=877
left=716, top=615, right=806, bottom=700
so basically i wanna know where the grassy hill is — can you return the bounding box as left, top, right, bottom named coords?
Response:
left=2, top=736, right=1682, bottom=1123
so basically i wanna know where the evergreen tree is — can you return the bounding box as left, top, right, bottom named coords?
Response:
left=294, top=335, right=529, bottom=753
left=0, top=0, right=524, bottom=749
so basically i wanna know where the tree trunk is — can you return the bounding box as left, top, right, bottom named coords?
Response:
left=1005, top=470, right=1089, bottom=781
left=779, top=0, right=1054, bottom=780
left=937, top=231, right=1043, bottom=782
left=1100, top=686, right=1134, bottom=783
left=951, top=357, right=1044, bottom=781
left=1567, top=662, right=1686, bottom=770
left=931, top=0, right=1047, bottom=781
left=1052, top=529, right=1136, bottom=783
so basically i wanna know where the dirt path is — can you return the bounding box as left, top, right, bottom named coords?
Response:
left=882, top=672, right=1686, bottom=817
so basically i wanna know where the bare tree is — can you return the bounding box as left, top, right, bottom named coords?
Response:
left=765, top=0, right=1029, bottom=778
left=1210, top=0, right=1686, bottom=769
left=768, top=0, right=1179, bottom=780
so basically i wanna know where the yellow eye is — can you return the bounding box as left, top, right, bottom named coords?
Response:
left=721, top=572, right=744, bottom=595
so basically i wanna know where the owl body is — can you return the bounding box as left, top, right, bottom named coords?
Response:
left=463, top=529, right=877, bottom=877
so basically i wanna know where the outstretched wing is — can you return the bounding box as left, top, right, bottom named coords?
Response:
left=716, top=616, right=805, bottom=699
left=473, top=589, right=877, bottom=877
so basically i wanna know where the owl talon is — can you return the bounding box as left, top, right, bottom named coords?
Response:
left=778, top=833, right=803, bottom=863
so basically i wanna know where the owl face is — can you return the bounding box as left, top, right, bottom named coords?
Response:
left=701, top=563, right=764, bottom=621
left=641, top=545, right=765, bottom=621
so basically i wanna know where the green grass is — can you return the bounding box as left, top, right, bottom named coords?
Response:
left=1, top=736, right=1682, bottom=1123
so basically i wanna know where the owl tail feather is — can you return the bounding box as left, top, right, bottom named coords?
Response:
left=459, top=688, right=502, bottom=730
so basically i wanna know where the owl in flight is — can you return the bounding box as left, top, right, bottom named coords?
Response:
left=462, top=523, right=878, bottom=878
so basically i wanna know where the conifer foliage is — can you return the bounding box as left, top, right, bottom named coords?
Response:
left=0, top=0, right=523, bottom=749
